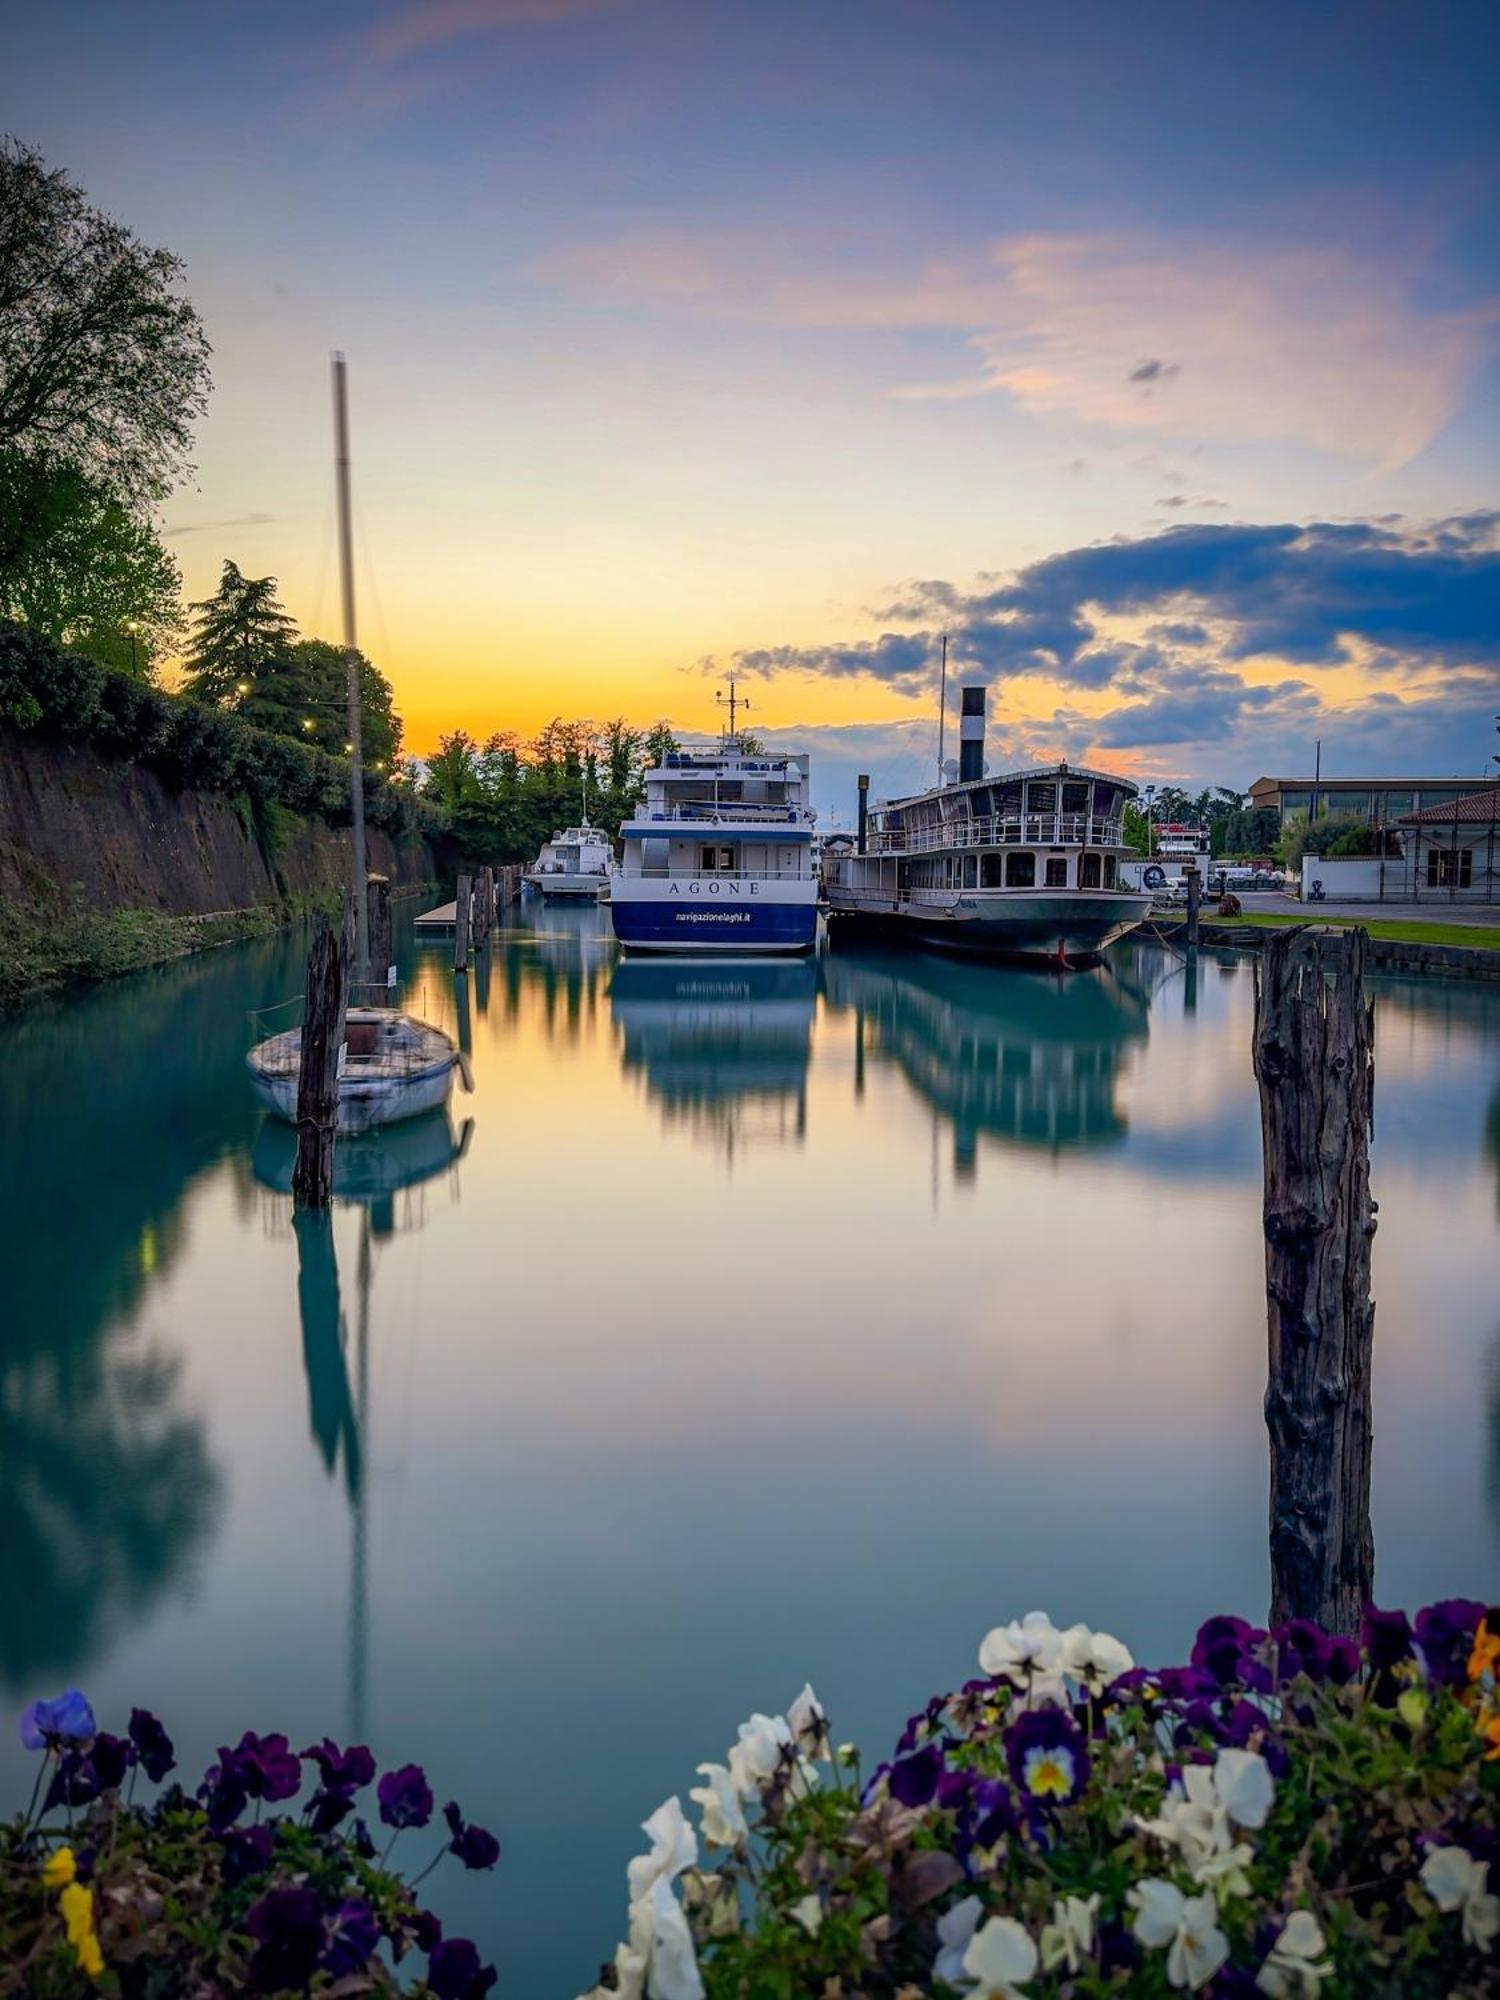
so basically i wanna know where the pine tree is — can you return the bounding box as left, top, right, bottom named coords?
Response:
left=181, top=561, right=297, bottom=705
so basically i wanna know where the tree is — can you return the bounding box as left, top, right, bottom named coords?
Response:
left=239, top=637, right=402, bottom=770
left=1122, top=802, right=1150, bottom=855
left=182, top=562, right=297, bottom=705
left=0, top=141, right=211, bottom=508
left=0, top=449, right=182, bottom=674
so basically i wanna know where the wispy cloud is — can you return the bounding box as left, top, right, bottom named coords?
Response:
left=540, top=225, right=1498, bottom=467
left=366, top=0, right=616, bottom=65
left=162, top=513, right=275, bottom=539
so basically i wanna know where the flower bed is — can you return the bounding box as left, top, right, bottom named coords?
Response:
left=1, top=1695, right=499, bottom=1995
left=584, top=1601, right=1500, bottom=1998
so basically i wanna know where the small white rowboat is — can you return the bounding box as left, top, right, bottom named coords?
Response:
left=247, top=1007, right=468, bottom=1132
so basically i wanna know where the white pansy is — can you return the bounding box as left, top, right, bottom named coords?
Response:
left=787, top=1682, right=830, bottom=1760
left=726, top=1712, right=793, bottom=1798
left=1421, top=1845, right=1500, bottom=1950
left=688, top=1764, right=748, bottom=1851
left=1256, top=1910, right=1332, bottom=1997
left=643, top=1875, right=705, bottom=2000
left=679, top=1869, right=740, bottom=1939
left=1059, top=1624, right=1135, bottom=1690
left=934, top=1895, right=984, bottom=1985
left=1136, top=1752, right=1274, bottom=1891
left=627, top=1797, right=698, bottom=1905
left=1039, top=1892, right=1098, bottom=1974
left=1213, top=1749, right=1274, bottom=1831
left=979, top=1612, right=1065, bottom=1684
left=791, top=1893, right=823, bottom=1937
left=962, top=1914, right=1039, bottom=1997
left=1130, top=1880, right=1230, bottom=1991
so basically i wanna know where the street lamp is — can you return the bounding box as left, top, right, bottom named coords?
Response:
left=124, top=618, right=139, bottom=676
left=1142, top=784, right=1157, bottom=860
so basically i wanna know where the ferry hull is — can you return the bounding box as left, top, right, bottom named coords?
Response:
left=825, top=891, right=1150, bottom=964
left=523, top=874, right=606, bottom=901
left=610, top=890, right=818, bottom=954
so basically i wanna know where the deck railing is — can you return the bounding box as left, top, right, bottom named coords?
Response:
left=634, top=803, right=808, bottom=824
left=868, top=812, right=1124, bottom=855
left=616, top=867, right=812, bottom=881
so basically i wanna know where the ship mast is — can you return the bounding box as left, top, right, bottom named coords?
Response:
left=333, top=353, right=370, bottom=988
left=936, top=632, right=949, bottom=785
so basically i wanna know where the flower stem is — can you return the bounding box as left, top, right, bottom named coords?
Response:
left=409, top=1840, right=449, bottom=1889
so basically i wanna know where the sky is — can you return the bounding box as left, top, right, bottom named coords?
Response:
left=6, top=0, right=1499, bottom=809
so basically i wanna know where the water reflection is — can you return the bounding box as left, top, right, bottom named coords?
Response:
left=251, top=1109, right=474, bottom=1239
left=823, top=943, right=1149, bottom=1169
left=611, top=958, right=815, bottom=1157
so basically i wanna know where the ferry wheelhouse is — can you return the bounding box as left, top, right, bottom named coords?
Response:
left=823, top=686, right=1150, bottom=965
left=523, top=823, right=614, bottom=900
left=610, top=743, right=818, bottom=954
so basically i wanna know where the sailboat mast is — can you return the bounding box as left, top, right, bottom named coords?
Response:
left=333, top=352, right=370, bottom=987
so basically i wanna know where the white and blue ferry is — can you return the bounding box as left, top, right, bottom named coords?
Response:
left=609, top=740, right=818, bottom=954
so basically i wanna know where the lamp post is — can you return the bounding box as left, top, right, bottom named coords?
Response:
left=124, top=619, right=139, bottom=676
left=1143, top=784, right=1157, bottom=860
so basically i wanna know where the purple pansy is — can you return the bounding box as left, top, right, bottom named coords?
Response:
left=307, top=1786, right=358, bottom=1835
left=301, top=1737, right=375, bottom=1790
left=228, top=1731, right=302, bottom=1803
left=323, top=1897, right=380, bottom=1977
left=1191, top=1616, right=1272, bottom=1692
left=219, top=1822, right=276, bottom=1887
left=1361, top=1604, right=1413, bottom=1699
left=411, top=1907, right=444, bottom=1953
left=1414, top=1599, right=1487, bottom=1688
left=199, top=1755, right=250, bottom=1833
left=378, top=1761, right=434, bottom=1830
left=19, top=1690, right=96, bottom=1751
left=443, top=1800, right=501, bottom=1871
left=87, top=1731, right=133, bottom=1793
left=128, top=1708, right=175, bottom=1782
left=887, top=1742, right=944, bottom=1809
left=1004, top=1705, right=1091, bottom=1806
left=245, top=1886, right=324, bottom=1994
left=426, top=1937, right=498, bottom=2000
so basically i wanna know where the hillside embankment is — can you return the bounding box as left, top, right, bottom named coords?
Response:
left=0, top=725, right=438, bottom=1002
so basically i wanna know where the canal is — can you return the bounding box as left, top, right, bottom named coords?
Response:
left=2, top=904, right=1497, bottom=1992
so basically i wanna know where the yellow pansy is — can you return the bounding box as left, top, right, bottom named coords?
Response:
left=59, top=1881, right=94, bottom=1947
left=77, top=1932, right=105, bottom=1979
left=41, top=1847, right=76, bottom=1889
left=1479, top=1710, right=1500, bottom=1762
left=1469, top=1619, right=1500, bottom=1683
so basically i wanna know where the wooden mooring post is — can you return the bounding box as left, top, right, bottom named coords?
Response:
left=454, top=873, right=471, bottom=974
left=1253, top=925, right=1376, bottom=1634
left=366, top=873, right=393, bottom=993
left=1184, top=860, right=1201, bottom=950
left=293, top=897, right=355, bottom=1209
left=474, top=865, right=495, bottom=952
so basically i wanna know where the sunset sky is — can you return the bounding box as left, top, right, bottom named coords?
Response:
left=9, top=0, right=1499, bottom=808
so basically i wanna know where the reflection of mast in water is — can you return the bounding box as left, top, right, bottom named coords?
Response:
left=259, top=1110, right=474, bottom=1742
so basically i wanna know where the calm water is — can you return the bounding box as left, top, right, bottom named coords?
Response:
left=3, top=905, right=1498, bottom=1992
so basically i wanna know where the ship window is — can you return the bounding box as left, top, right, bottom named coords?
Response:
left=964, top=854, right=978, bottom=887
left=1027, top=783, right=1056, bottom=815
left=981, top=853, right=1004, bottom=887
left=1061, top=782, right=1090, bottom=815
left=1044, top=858, right=1068, bottom=887
left=1079, top=853, right=1102, bottom=888
left=1006, top=851, right=1036, bottom=888
left=700, top=845, right=736, bottom=871
left=1103, top=855, right=1117, bottom=887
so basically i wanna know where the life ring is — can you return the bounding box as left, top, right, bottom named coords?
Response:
left=1142, top=863, right=1166, bottom=890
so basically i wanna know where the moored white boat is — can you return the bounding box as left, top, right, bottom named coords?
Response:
left=610, top=723, right=818, bottom=955
left=523, top=823, right=614, bottom=899
left=247, top=1007, right=464, bottom=1131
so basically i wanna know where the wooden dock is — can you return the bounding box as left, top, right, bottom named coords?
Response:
left=415, top=865, right=525, bottom=934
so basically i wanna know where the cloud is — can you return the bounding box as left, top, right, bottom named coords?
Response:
left=705, top=512, right=1500, bottom=789
left=1155, top=494, right=1228, bottom=510
left=365, top=0, right=614, bottom=64
left=540, top=225, right=1498, bottom=466
left=162, top=513, right=275, bottom=539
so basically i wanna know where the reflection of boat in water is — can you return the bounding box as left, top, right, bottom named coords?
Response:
left=823, top=943, right=1149, bottom=1163
left=251, top=1108, right=473, bottom=1203
left=247, top=1007, right=464, bottom=1132
left=610, top=958, right=816, bottom=1152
